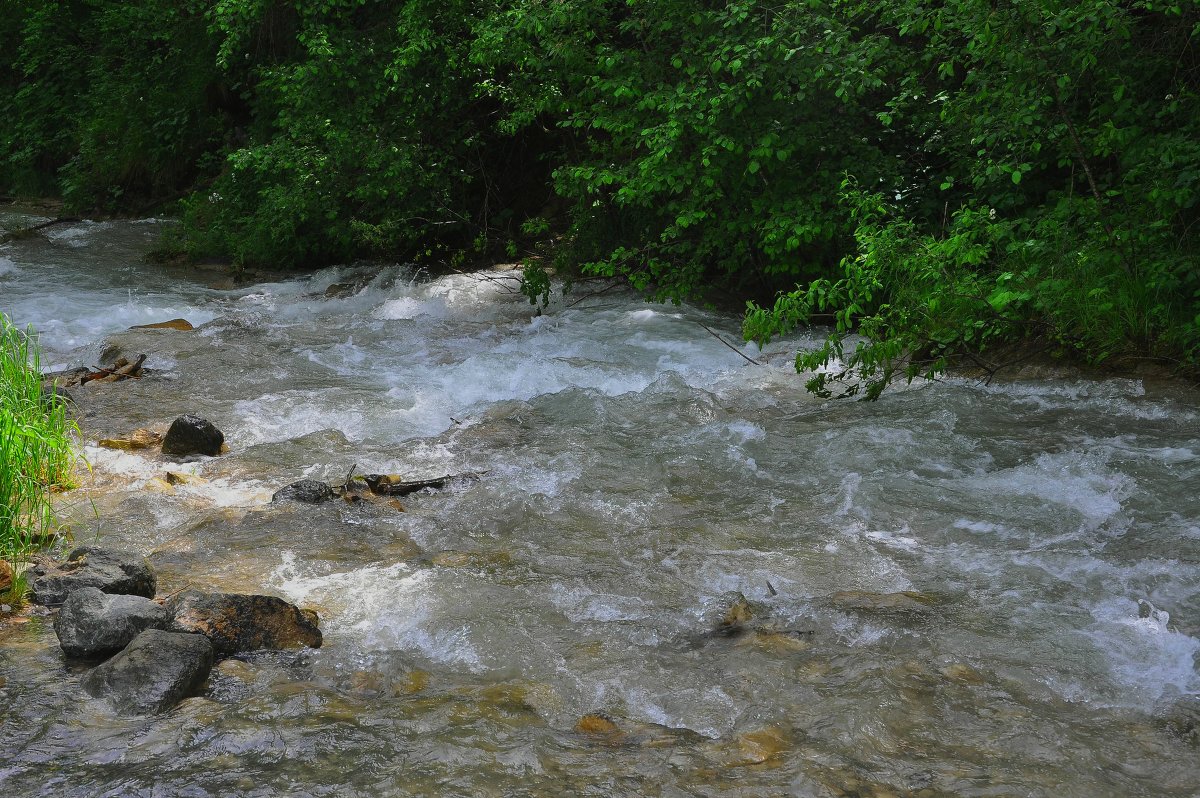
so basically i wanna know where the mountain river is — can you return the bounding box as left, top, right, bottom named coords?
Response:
left=1, top=211, right=1198, bottom=797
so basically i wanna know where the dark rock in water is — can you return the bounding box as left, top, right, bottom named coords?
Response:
left=31, top=547, right=157, bottom=607
left=272, top=479, right=336, bottom=504
left=1165, top=698, right=1200, bottom=746
left=166, top=589, right=322, bottom=656
left=81, top=629, right=214, bottom=715
left=40, top=383, right=76, bottom=409
left=162, top=415, right=224, bottom=457
left=54, top=586, right=171, bottom=658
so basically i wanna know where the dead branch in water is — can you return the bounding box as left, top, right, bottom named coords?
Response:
left=0, top=216, right=81, bottom=244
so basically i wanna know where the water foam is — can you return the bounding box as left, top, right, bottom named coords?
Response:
left=1084, top=598, right=1200, bottom=707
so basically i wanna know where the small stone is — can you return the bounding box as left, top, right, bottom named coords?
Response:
left=940, top=663, right=986, bottom=684
left=167, top=590, right=322, bottom=656
left=271, top=480, right=336, bottom=504
left=81, top=629, right=213, bottom=715
left=31, top=547, right=156, bottom=607
left=735, top=726, right=789, bottom=765
left=831, top=590, right=936, bottom=615
left=130, top=318, right=194, bottom=331
left=576, top=713, right=621, bottom=736
left=431, top=550, right=512, bottom=568
left=394, top=670, right=429, bottom=696
left=144, top=477, right=175, bottom=493
left=0, top=560, right=12, bottom=594
left=164, top=471, right=207, bottom=486
left=162, top=415, right=224, bottom=457
left=54, top=586, right=171, bottom=658
left=720, top=593, right=753, bottom=630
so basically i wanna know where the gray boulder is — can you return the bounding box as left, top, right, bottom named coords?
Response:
left=54, top=586, right=171, bottom=658
left=162, top=415, right=224, bottom=457
left=167, top=589, right=322, bottom=656
left=271, top=479, right=337, bottom=504
left=81, top=629, right=214, bottom=715
left=31, top=547, right=156, bottom=607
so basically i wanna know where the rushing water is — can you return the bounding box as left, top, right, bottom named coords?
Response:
left=1, top=210, right=1198, bottom=797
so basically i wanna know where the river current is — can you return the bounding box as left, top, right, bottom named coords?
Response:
left=1, top=212, right=1198, bottom=797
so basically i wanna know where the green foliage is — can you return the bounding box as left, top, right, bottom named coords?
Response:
left=746, top=0, right=1200, bottom=396
left=2, top=0, right=226, bottom=209
left=0, top=314, right=78, bottom=564
left=476, top=0, right=899, bottom=302
left=2, top=0, right=1197, bottom=388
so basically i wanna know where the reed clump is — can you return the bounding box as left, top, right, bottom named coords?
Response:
left=1, top=313, right=77, bottom=565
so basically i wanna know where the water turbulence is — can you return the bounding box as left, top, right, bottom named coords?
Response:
left=1, top=213, right=1198, bottom=797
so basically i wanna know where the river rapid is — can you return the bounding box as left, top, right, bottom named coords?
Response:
left=1, top=212, right=1198, bottom=797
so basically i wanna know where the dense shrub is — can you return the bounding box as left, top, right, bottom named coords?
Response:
left=2, top=0, right=1197, bottom=392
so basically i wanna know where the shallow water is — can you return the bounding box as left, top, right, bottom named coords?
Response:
left=1, top=211, right=1198, bottom=797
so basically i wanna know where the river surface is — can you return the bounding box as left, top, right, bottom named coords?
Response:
left=1, top=211, right=1198, bottom=797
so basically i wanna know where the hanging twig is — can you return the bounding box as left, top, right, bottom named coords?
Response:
left=697, top=322, right=762, bottom=365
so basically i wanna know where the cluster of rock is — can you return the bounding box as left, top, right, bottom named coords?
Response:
left=32, top=546, right=321, bottom=715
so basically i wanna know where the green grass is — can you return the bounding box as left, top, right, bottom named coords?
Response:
left=1, top=312, right=77, bottom=565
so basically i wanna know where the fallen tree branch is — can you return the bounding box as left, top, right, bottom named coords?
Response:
left=362, top=471, right=486, bottom=496
left=0, top=216, right=81, bottom=244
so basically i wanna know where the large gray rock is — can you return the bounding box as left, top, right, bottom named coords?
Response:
left=271, top=479, right=336, bottom=504
left=167, top=589, right=322, bottom=656
left=162, top=415, right=224, bottom=457
left=31, top=547, right=156, bottom=607
left=54, top=586, right=171, bottom=658
left=81, top=629, right=214, bottom=715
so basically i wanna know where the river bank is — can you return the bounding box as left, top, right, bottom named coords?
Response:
left=1, top=212, right=1198, bottom=797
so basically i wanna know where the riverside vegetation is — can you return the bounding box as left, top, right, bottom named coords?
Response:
left=2, top=0, right=1198, bottom=396
left=0, top=313, right=76, bottom=570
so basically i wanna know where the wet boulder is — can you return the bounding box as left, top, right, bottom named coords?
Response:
left=166, top=589, right=322, bottom=656
left=162, top=415, right=224, bottom=457
left=81, top=629, right=214, bottom=715
left=31, top=547, right=157, bottom=607
left=271, top=479, right=337, bottom=504
left=54, top=586, right=171, bottom=659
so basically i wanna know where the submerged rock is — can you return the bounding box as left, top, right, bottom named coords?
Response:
left=576, top=713, right=622, bottom=738
left=831, top=590, right=936, bottom=615
left=166, top=589, right=322, bottom=656
left=164, top=471, right=207, bottom=486
left=1164, top=697, right=1200, bottom=746
left=162, top=415, right=224, bottom=457
left=271, top=479, right=337, bottom=504
left=54, top=586, right=171, bottom=659
left=130, top=318, right=194, bottom=331
left=81, top=629, right=214, bottom=715
left=31, top=547, right=156, bottom=607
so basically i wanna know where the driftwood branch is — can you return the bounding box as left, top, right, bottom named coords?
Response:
left=362, top=471, right=486, bottom=496
left=79, top=354, right=146, bottom=385
left=0, top=216, right=81, bottom=244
